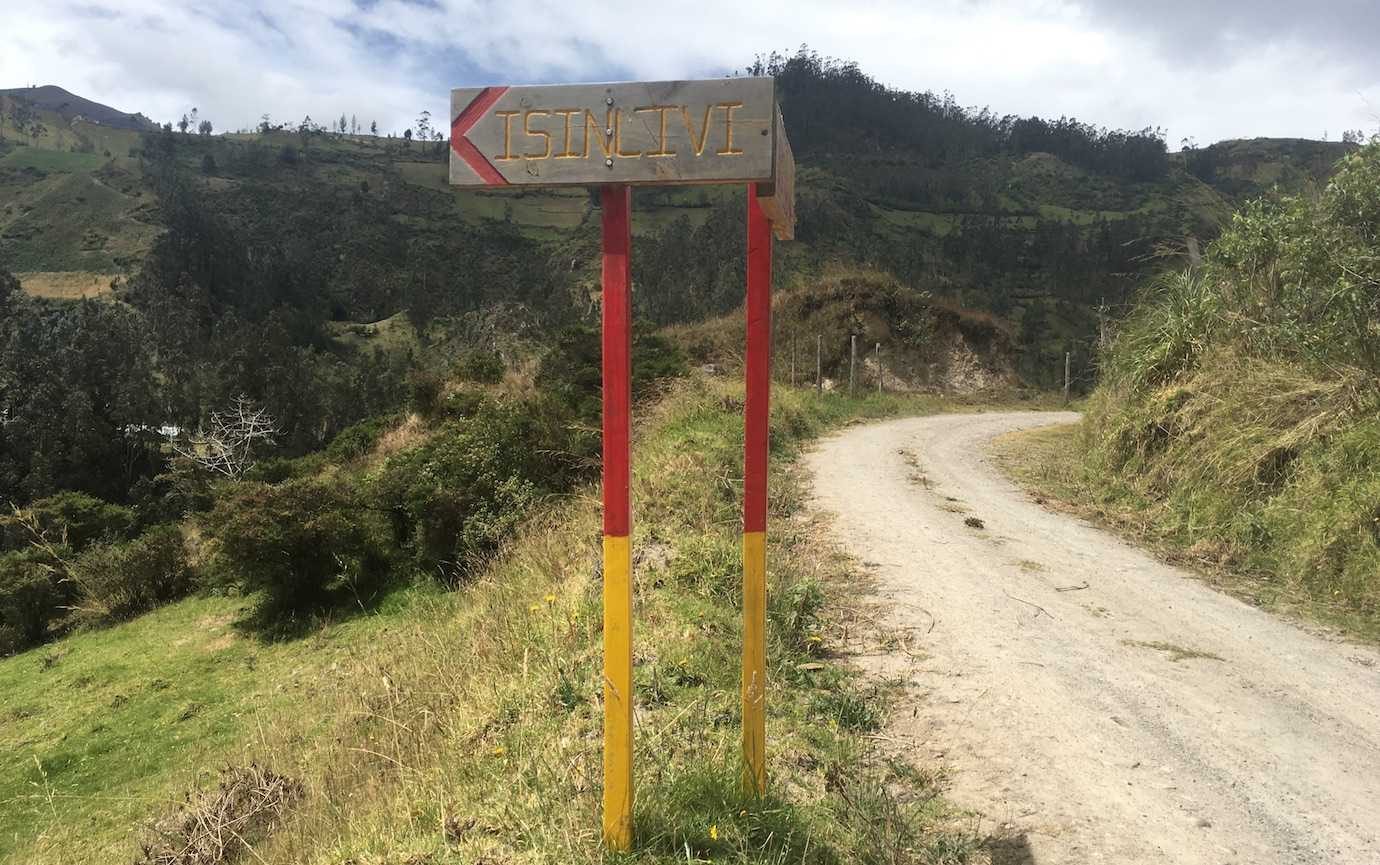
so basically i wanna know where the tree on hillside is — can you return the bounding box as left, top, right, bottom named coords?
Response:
left=6, top=97, right=38, bottom=143
left=415, top=110, right=432, bottom=142
left=0, top=296, right=163, bottom=503
left=299, top=115, right=316, bottom=157
left=351, top=114, right=358, bottom=135
left=338, top=113, right=347, bottom=135
left=177, top=113, right=190, bottom=134
left=370, top=120, right=377, bottom=136
left=259, top=113, right=272, bottom=134
left=198, top=119, right=213, bottom=136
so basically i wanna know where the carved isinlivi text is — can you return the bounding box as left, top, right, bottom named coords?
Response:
left=494, top=101, right=749, bottom=163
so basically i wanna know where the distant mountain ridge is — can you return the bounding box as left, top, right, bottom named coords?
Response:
left=0, top=84, right=156, bottom=131
left=0, top=68, right=1357, bottom=398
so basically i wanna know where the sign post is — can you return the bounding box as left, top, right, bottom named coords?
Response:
left=450, top=77, right=794, bottom=849
left=600, top=185, right=634, bottom=851
left=741, top=184, right=772, bottom=795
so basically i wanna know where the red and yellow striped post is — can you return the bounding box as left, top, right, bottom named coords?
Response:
left=601, top=184, right=635, bottom=851
left=742, top=183, right=773, bottom=795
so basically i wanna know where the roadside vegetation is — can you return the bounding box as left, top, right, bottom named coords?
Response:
left=1, top=376, right=982, bottom=865
left=996, top=142, right=1380, bottom=638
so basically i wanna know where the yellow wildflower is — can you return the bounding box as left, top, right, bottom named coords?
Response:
left=528, top=603, right=541, bottom=612
left=544, top=594, right=557, bottom=603
left=709, top=824, right=719, bottom=841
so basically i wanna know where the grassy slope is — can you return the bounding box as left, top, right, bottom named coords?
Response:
left=0, top=111, right=153, bottom=276
left=0, top=585, right=444, bottom=862
left=1, top=379, right=985, bottom=865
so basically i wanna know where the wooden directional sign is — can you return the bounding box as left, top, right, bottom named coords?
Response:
left=446, top=73, right=797, bottom=853
left=450, top=78, right=777, bottom=188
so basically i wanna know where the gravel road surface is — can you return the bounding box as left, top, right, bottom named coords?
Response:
left=806, top=412, right=1380, bottom=864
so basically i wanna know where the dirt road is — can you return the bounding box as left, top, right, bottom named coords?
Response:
left=806, top=412, right=1380, bottom=865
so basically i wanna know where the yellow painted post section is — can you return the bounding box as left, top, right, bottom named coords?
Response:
left=602, top=533, right=634, bottom=850
left=741, top=530, right=768, bottom=794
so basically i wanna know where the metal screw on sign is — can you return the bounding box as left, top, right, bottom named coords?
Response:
left=447, top=76, right=795, bottom=850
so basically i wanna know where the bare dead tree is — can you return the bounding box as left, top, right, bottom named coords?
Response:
left=173, top=396, right=277, bottom=479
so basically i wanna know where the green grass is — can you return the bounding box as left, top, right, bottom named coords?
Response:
left=0, top=584, right=448, bottom=863
left=327, top=311, right=421, bottom=355
left=0, top=378, right=983, bottom=864
left=0, top=147, right=107, bottom=173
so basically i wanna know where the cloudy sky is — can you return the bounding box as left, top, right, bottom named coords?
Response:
left=5, top=1, right=1378, bottom=146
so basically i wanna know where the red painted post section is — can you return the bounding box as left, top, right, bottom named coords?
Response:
left=742, top=183, right=773, bottom=794
left=600, top=185, right=634, bottom=850
left=744, top=186, right=772, bottom=534
left=601, top=188, right=632, bottom=537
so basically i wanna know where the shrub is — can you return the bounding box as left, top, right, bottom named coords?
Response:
left=536, top=324, right=688, bottom=424
left=324, top=415, right=395, bottom=463
left=453, top=348, right=504, bottom=384
left=129, top=463, right=216, bottom=527
left=0, top=549, right=69, bottom=655
left=1, top=491, right=135, bottom=554
left=243, top=453, right=327, bottom=484
left=407, top=368, right=445, bottom=418
left=371, top=400, right=582, bottom=579
left=67, top=525, right=193, bottom=625
left=207, top=476, right=391, bottom=620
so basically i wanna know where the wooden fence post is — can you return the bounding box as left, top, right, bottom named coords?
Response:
left=816, top=334, right=822, bottom=393
left=849, top=335, right=857, bottom=396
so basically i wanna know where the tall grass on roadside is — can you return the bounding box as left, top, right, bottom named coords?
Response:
left=202, top=377, right=975, bottom=865
left=1083, top=142, right=1380, bottom=622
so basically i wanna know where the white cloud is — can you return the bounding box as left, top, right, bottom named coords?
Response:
left=3, top=0, right=1377, bottom=145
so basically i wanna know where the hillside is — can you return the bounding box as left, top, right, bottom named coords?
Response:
left=0, top=85, right=156, bottom=131
left=1018, top=142, right=1380, bottom=635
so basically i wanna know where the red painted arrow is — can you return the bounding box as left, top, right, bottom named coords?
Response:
left=451, top=86, right=509, bottom=186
